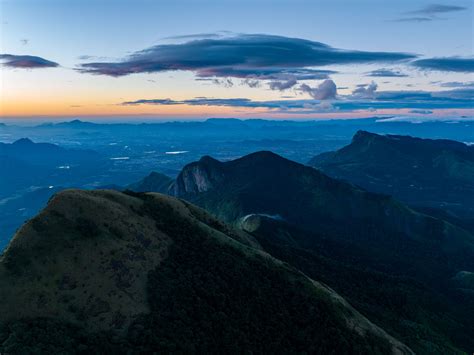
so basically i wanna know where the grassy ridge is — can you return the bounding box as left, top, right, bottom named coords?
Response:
left=0, top=190, right=410, bottom=353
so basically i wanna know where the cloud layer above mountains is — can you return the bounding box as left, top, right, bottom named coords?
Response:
left=122, top=86, right=473, bottom=113
left=2, top=31, right=472, bottom=115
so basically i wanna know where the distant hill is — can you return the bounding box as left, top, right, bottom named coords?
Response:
left=0, top=138, right=105, bottom=198
left=0, top=138, right=101, bottom=166
left=309, top=131, right=474, bottom=220
left=0, top=190, right=410, bottom=353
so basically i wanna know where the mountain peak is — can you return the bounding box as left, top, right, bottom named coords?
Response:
left=244, top=150, right=282, bottom=160
left=171, top=156, right=225, bottom=195
left=198, top=155, right=221, bottom=165
left=64, top=119, right=87, bottom=125
left=310, top=130, right=474, bottom=218
left=172, top=151, right=295, bottom=196
left=12, top=137, right=34, bottom=146
left=352, top=130, right=380, bottom=143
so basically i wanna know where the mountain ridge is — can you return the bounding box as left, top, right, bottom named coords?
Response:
left=0, top=189, right=411, bottom=353
left=170, top=150, right=474, bottom=255
left=309, top=130, right=474, bottom=220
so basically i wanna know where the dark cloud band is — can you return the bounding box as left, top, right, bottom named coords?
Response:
left=121, top=87, right=473, bottom=112
left=406, top=4, right=467, bottom=15
left=366, top=69, right=408, bottom=77
left=412, top=57, right=474, bottom=72
left=78, top=33, right=416, bottom=78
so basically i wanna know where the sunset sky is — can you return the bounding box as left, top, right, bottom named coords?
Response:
left=0, top=0, right=473, bottom=121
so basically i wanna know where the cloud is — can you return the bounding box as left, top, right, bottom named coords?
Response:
left=409, top=109, right=433, bottom=114
left=352, top=81, right=378, bottom=99
left=121, top=96, right=339, bottom=114
left=268, top=79, right=298, bottom=91
left=161, top=33, right=225, bottom=41
left=123, top=98, right=180, bottom=105
left=366, top=69, right=408, bottom=77
left=299, top=80, right=337, bottom=100
left=412, top=57, right=474, bottom=72
left=78, top=33, right=416, bottom=78
left=212, top=78, right=234, bottom=88
left=395, top=3, right=467, bottom=22
left=393, top=17, right=434, bottom=22
left=439, top=81, right=474, bottom=88
left=123, top=97, right=272, bottom=108
left=375, top=88, right=473, bottom=101
left=242, top=79, right=260, bottom=88
left=195, top=67, right=335, bottom=81
left=120, top=87, right=474, bottom=112
left=0, top=54, right=59, bottom=68
left=406, top=4, right=467, bottom=15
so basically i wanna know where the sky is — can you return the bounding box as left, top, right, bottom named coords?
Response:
left=0, top=0, right=473, bottom=121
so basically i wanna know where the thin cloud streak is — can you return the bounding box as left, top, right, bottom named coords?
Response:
left=120, top=87, right=474, bottom=112
left=412, top=57, right=474, bottom=72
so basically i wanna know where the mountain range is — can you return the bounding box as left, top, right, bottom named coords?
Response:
left=1, top=133, right=473, bottom=353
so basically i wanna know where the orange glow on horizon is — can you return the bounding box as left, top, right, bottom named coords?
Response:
left=1, top=96, right=473, bottom=120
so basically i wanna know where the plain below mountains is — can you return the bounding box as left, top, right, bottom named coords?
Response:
left=0, top=189, right=411, bottom=354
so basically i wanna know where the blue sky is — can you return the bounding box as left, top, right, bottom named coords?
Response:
left=0, top=0, right=473, bottom=120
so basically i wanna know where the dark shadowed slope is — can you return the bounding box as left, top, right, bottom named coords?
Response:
left=170, top=151, right=474, bottom=264
left=0, top=189, right=410, bottom=354
left=309, top=131, right=474, bottom=221
left=168, top=150, right=474, bottom=352
left=239, top=214, right=474, bottom=354
left=126, top=172, right=173, bottom=193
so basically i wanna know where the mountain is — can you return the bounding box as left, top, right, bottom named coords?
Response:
left=0, top=138, right=105, bottom=198
left=38, top=119, right=99, bottom=129
left=126, top=172, right=173, bottom=193
left=239, top=214, right=474, bottom=354
left=0, top=189, right=410, bottom=353
left=0, top=138, right=101, bottom=166
left=170, top=151, right=474, bottom=353
left=170, top=151, right=474, bottom=281
left=170, top=151, right=473, bottom=260
left=309, top=131, right=474, bottom=221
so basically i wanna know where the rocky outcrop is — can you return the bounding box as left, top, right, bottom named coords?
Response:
left=170, top=155, right=224, bottom=195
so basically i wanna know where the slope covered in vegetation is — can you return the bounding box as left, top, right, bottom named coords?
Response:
left=0, top=190, right=410, bottom=354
